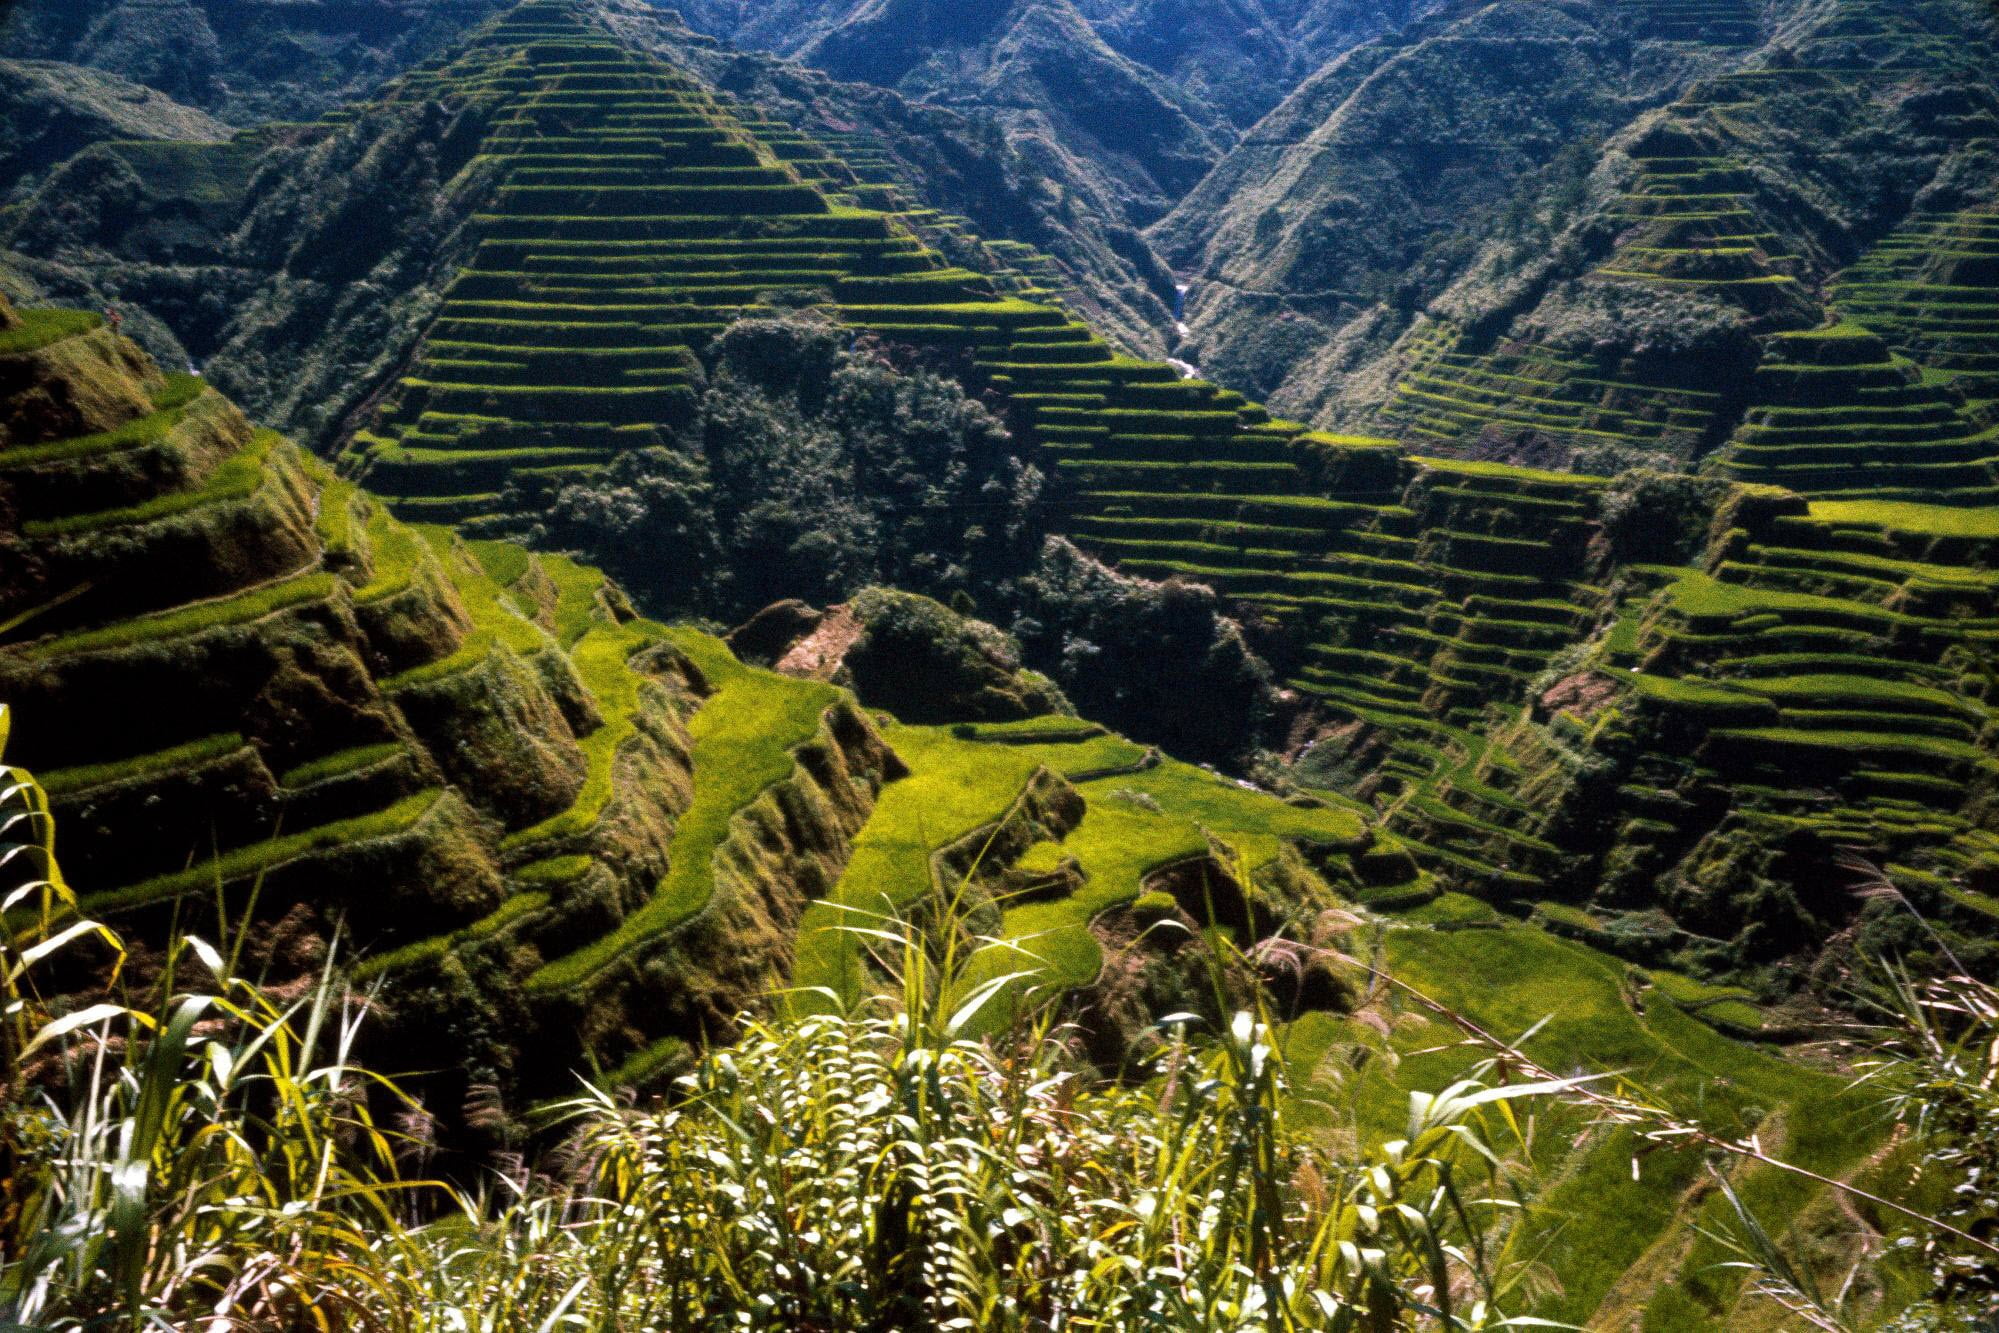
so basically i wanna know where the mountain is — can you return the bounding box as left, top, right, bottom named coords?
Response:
left=1153, top=0, right=1758, bottom=415
left=659, top=0, right=1455, bottom=350
left=795, top=0, right=1225, bottom=225
left=1069, top=0, right=1447, bottom=132
left=0, top=0, right=512, bottom=125
left=6, top=0, right=1993, bottom=994
left=0, top=0, right=1186, bottom=409
left=6, top=0, right=1997, bottom=1317
left=677, top=0, right=1452, bottom=140
left=0, top=293, right=892, bottom=1124
left=1157, top=0, right=1999, bottom=454
left=0, top=295, right=1918, bottom=1325
left=0, top=287, right=1386, bottom=1133
left=0, top=58, right=227, bottom=195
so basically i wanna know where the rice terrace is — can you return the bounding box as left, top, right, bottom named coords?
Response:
left=0, top=0, right=1995, bottom=1326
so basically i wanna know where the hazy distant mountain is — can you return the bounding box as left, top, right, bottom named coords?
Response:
left=674, top=0, right=1449, bottom=139
left=0, top=0, right=510, bottom=124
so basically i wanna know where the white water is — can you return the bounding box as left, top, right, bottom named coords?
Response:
left=1169, top=283, right=1196, bottom=375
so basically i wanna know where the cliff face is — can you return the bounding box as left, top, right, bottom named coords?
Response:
left=0, top=298, right=901, bottom=1119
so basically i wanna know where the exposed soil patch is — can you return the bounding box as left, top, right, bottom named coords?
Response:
left=776, top=604, right=863, bottom=680
left=1540, top=671, right=1620, bottom=721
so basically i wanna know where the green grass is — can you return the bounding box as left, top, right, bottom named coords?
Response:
left=0, top=308, right=102, bottom=355
left=791, top=725, right=1053, bottom=1008
left=1808, top=499, right=1999, bottom=538
left=23, top=572, right=339, bottom=660
left=1332, top=918, right=1877, bottom=1329
left=537, top=554, right=612, bottom=645
left=83, top=790, right=445, bottom=916
left=526, top=629, right=837, bottom=993
left=1648, top=968, right=1756, bottom=1008
left=514, top=854, right=596, bottom=886
left=23, top=430, right=283, bottom=539
left=466, top=539, right=534, bottom=588
left=1412, top=455, right=1610, bottom=486
left=39, top=734, right=246, bottom=798
left=280, top=743, right=404, bottom=788
left=1714, top=726, right=1994, bottom=769
left=352, top=889, right=551, bottom=981
left=499, top=617, right=669, bottom=850
left=379, top=530, right=554, bottom=693
left=0, top=377, right=208, bottom=470
left=979, top=760, right=1368, bottom=999
left=791, top=717, right=1367, bottom=1016
left=954, top=717, right=1104, bottom=743
left=1733, top=673, right=1976, bottom=714
left=1655, top=568, right=1907, bottom=627
left=349, top=507, right=429, bottom=604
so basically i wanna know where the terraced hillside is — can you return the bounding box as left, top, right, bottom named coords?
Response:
left=1718, top=323, right=1999, bottom=501
left=1029, top=394, right=1998, bottom=977
left=1153, top=0, right=1784, bottom=421
left=3, top=296, right=1427, bottom=1106
left=321, top=0, right=1999, bottom=983
left=1372, top=318, right=1737, bottom=470
left=1371, top=492, right=1999, bottom=978
left=1832, top=203, right=1999, bottom=421
left=5, top=297, right=1932, bottom=1327
left=1351, top=0, right=1999, bottom=464
left=336, top=0, right=1300, bottom=533
left=0, top=295, right=906, bottom=1111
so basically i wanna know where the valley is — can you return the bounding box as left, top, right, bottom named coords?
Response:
left=0, top=0, right=1994, bottom=1325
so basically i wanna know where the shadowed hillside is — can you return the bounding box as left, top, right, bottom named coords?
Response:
left=1160, top=0, right=1999, bottom=459
left=0, top=293, right=908, bottom=1124
left=0, top=0, right=513, bottom=124
left=4, top=0, right=1993, bottom=999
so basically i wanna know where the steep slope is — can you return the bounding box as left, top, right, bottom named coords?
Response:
left=794, top=0, right=1223, bottom=224
left=327, top=0, right=1298, bottom=540
left=0, top=293, right=1399, bottom=1115
left=0, top=0, right=1183, bottom=425
left=1324, top=0, right=1999, bottom=460
left=677, top=0, right=1452, bottom=140
left=672, top=36, right=1182, bottom=351
left=308, top=4, right=1999, bottom=983
left=1832, top=201, right=1999, bottom=421
left=0, top=296, right=901, bottom=1118
left=1069, top=0, right=1449, bottom=134
left=0, top=59, right=227, bottom=196
left=1154, top=0, right=1765, bottom=417
left=0, top=295, right=1945, bottom=1327
left=1, top=91, right=506, bottom=447
left=0, top=0, right=513, bottom=125
left=7, top=0, right=1991, bottom=993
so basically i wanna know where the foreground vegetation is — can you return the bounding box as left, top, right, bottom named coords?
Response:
left=0, top=704, right=1551, bottom=1328
left=5, top=704, right=1997, bottom=1329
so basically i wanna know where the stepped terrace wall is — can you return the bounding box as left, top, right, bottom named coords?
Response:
left=334, top=0, right=1302, bottom=541
left=120, top=0, right=1994, bottom=989
left=0, top=301, right=905, bottom=1121
left=1354, top=0, right=1999, bottom=467
left=1351, top=488, right=1999, bottom=978
left=338, top=0, right=994, bottom=523
left=1049, top=361, right=1997, bottom=974
left=1718, top=322, right=1999, bottom=503
left=1832, top=203, right=1999, bottom=420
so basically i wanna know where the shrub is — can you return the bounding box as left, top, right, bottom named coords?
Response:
left=497, top=313, right=1044, bottom=621
left=1014, top=537, right=1276, bottom=765
left=1, top=701, right=1557, bottom=1329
